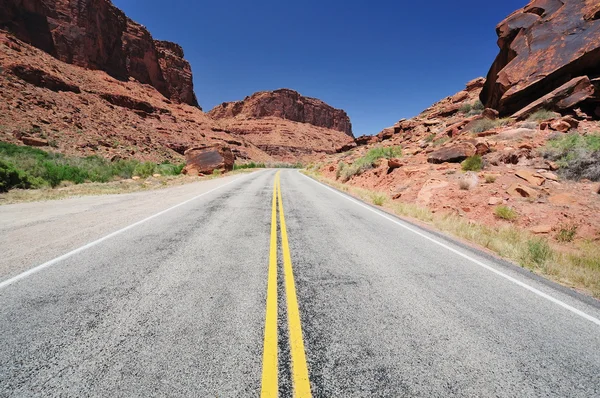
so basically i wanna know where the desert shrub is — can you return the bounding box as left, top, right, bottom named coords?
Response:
left=484, top=174, right=497, bottom=183
left=542, top=133, right=600, bottom=181
left=132, top=162, right=156, bottom=178
left=472, top=100, right=485, bottom=111
left=425, top=134, right=436, bottom=143
left=458, top=179, right=472, bottom=190
left=556, top=224, right=578, bottom=243
left=495, top=205, right=518, bottom=221
left=336, top=161, right=346, bottom=180
left=468, top=118, right=512, bottom=134
left=467, top=109, right=483, bottom=117
left=212, top=169, right=222, bottom=176
left=524, top=238, right=552, bottom=266
left=340, top=146, right=402, bottom=181
left=233, top=161, right=267, bottom=170
left=459, top=100, right=484, bottom=114
left=527, top=109, right=559, bottom=122
left=371, top=193, right=386, bottom=206
left=461, top=155, right=483, bottom=172
left=0, top=141, right=184, bottom=190
left=469, top=119, right=498, bottom=133
left=156, top=162, right=185, bottom=176
left=459, top=103, right=472, bottom=114
left=0, top=159, right=44, bottom=192
left=433, top=137, right=450, bottom=147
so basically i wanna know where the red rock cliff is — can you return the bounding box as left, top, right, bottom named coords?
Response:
left=480, top=0, right=600, bottom=116
left=0, top=0, right=199, bottom=107
left=208, top=89, right=354, bottom=137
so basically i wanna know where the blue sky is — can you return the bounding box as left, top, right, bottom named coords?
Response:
left=113, top=0, right=525, bottom=136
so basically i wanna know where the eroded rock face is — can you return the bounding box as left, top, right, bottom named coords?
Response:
left=0, top=0, right=198, bottom=106
left=208, top=89, right=353, bottom=137
left=481, top=0, right=600, bottom=116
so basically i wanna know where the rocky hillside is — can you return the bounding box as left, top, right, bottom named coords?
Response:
left=209, top=89, right=353, bottom=137
left=317, top=0, right=600, bottom=246
left=0, top=0, right=358, bottom=167
left=0, top=32, right=272, bottom=164
left=0, top=0, right=199, bottom=107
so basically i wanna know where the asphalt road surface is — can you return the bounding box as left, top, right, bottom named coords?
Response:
left=1, top=169, right=599, bottom=397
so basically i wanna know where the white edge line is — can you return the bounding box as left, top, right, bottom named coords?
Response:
left=0, top=174, right=249, bottom=290
left=299, top=172, right=600, bottom=327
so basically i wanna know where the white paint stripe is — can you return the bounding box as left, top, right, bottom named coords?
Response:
left=299, top=172, right=600, bottom=327
left=0, top=175, right=249, bottom=290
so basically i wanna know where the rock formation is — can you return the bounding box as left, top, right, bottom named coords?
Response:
left=481, top=0, right=600, bottom=117
left=0, top=0, right=199, bottom=107
left=208, top=89, right=353, bottom=137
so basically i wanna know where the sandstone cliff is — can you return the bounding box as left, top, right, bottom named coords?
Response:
left=481, top=0, right=600, bottom=117
left=208, top=89, right=353, bottom=137
left=0, top=0, right=199, bottom=107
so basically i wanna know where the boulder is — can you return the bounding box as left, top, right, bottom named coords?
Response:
left=507, top=183, right=538, bottom=199
left=512, top=77, right=596, bottom=120
left=530, top=225, right=553, bottom=234
left=450, top=91, right=469, bottom=103
left=20, top=136, right=48, bottom=147
left=549, top=193, right=577, bottom=205
left=427, top=143, right=476, bottom=164
left=466, top=77, right=486, bottom=92
left=183, top=145, right=234, bottom=176
left=488, top=197, right=504, bottom=206
left=550, top=120, right=572, bottom=133
left=481, top=108, right=499, bottom=120
left=481, top=0, right=600, bottom=116
left=515, top=170, right=546, bottom=186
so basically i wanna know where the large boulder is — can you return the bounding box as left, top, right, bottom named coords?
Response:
left=480, top=0, right=600, bottom=116
left=183, top=145, right=234, bottom=176
left=427, top=143, right=476, bottom=164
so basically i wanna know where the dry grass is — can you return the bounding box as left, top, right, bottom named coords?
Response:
left=302, top=170, right=600, bottom=298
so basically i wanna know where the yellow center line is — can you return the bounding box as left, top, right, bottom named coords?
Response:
left=260, top=171, right=279, bottom=398
left=277, top=174, right=312, bottom=397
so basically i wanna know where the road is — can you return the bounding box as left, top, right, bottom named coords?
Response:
left=0, top=169, right=599, bottom=397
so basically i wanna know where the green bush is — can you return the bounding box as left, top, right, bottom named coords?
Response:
left=459, top=103, right=472, bottom=114
left=371, top=193, right=386, bottom=206
left=132, top=162, right=157, bottom=178
left=339, top=146, right=402, bottom=181
left=472, top=100, right=485, bottom=111
left=469, top=119, right=498, bottom=133
left=525, top=238, right=552, bottom=266
left=336, top=161, right=346, bottom=180
left=0, top=159, right=44, bottom=192
left=233, top=161, right=267, bottom=170
left=542, top=133, right=600, bottom=181
left=527, top=109, right=559, bottom=122
left=461, top=155, right=483, bottom=172
left=156, top=162, right=185, bottom=176
left=495, top=205, right=518, bottom=221
left=0, top=141, right=184, bottom=191
left=556, top=224, right=578, bottom=243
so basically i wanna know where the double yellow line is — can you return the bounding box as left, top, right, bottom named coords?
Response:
left=261, top=172, right=312, bottom=397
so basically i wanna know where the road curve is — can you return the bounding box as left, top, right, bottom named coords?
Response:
left=0, top=169, right=599, bottom=397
